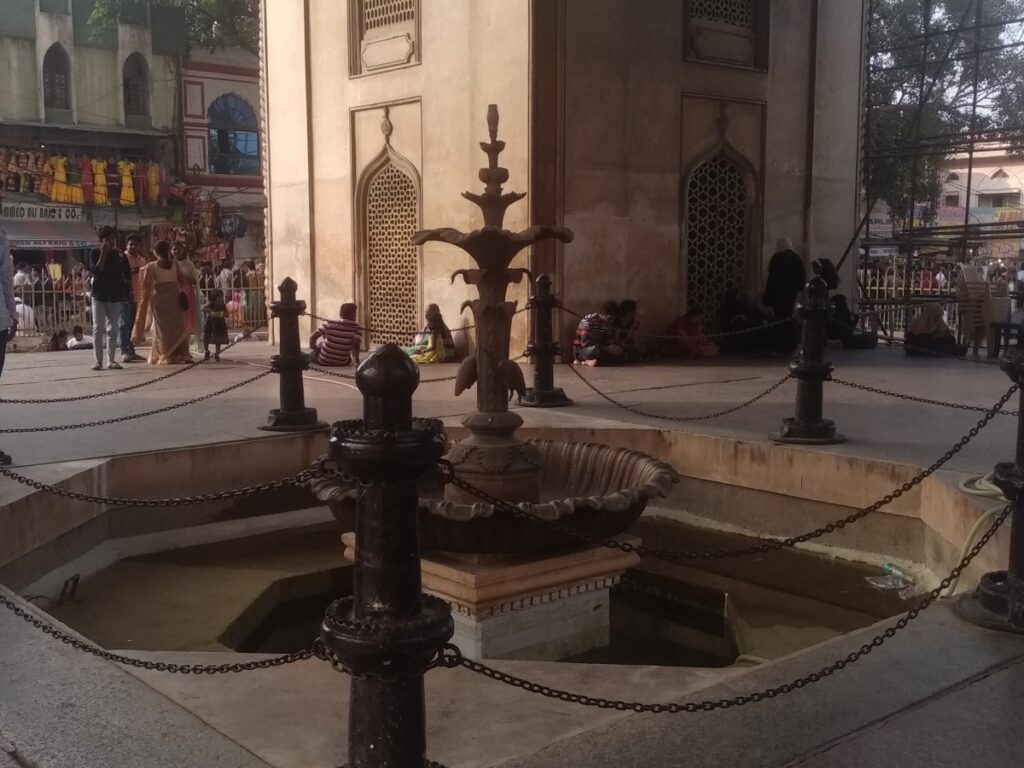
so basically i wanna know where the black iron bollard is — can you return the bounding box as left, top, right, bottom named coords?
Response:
left=321, top=344, right=452, bottom=767
left=771, top=276, right=846, bottom=444
left=958, top=349, right=1024, bottom=634
left=261, top=277, right=327, bottom=432
left=522, top=274, right=573, bottom=408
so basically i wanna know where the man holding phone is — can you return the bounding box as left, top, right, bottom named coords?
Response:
left=89, top=226, right=132, bottom=371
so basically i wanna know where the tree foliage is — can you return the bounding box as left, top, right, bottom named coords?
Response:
left=868, top=0, right=1024, bottom=225
left=90, top=0, right=260, bottom=55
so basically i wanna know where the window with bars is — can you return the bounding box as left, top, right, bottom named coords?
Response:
left=123, top=53, right=149, bottom=116
left=43, top=44, right=70, bottom=111
left=349, top=0, right=420, bottom=76
left=207, top=94, right=260, bottom=176
left=684, top=0, right=769, bottom=71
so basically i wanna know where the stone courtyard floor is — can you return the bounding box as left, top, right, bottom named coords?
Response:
left=2, top=342, right=1024, bottom=767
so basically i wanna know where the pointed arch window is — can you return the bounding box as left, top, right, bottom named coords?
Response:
left=207, top=94, right=260, bottom=176
left=123, top=53, right=149, bottom=116
left=43, top=44, right=70, bottom=111
left=684, top=151, right=751, bottom=331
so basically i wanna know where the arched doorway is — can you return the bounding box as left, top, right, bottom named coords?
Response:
left=684, top=151, right=750, bottom=331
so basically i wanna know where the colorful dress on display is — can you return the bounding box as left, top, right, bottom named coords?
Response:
left=91, top=159, right=109, bottom=205
left=36, top=153, right=53, bottom=199
left=79, top=156, right=94, bottom=205
left=147, top=162, right=161, bottom=204
left=118, top=160, right=136, bottom=206
left=106, top=162, right=121, bottom=206
left=65, top=157, right=85, bottom=205
left=49, top=155, right=69, bottom=203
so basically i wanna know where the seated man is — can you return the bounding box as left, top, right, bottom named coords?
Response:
left=573, top=301, right=625, bottom=366
left=905, top=303, right=966, bottom=358
left=310, top=303, right=361, bottom=366
left=66, top=325, right=94, bottom=350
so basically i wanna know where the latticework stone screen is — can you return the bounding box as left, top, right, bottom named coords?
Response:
left=363, top=0, right=416, bottom=32
left=366, top=162, right=419, bottom=345
left=685, top=153, right=748, bottom=331
left=690, top=0, right=753, bottom=28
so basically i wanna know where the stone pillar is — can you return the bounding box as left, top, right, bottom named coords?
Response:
left=261, top=277, right=326, bottom=432
left=958, top=349, right=1024, bottom=634
left=320, top=344, right=452, bottom=767
left=771, top=276, right=846, bottom=444
left=522, top=274, right=572, bottom=408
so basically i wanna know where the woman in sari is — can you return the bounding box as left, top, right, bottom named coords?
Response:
left=171, top=240, right=203, bottom=352
left=132, top=240, right=193, bottom=364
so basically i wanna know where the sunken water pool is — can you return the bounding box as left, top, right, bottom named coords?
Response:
left=40, top=515, right=911, bottom=667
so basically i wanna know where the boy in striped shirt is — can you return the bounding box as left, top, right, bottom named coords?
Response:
left=310, top=303, right=361, bottom=366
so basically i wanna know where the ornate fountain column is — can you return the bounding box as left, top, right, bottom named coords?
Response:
left=413, top=105, right=573, bottom=503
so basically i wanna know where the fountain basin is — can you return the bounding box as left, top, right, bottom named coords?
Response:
left=308, top=438, right=679, bottom=555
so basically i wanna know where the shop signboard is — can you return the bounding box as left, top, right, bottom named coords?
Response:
left=0, top=201, right=88, bottom=223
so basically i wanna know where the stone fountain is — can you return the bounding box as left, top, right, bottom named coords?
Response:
left=311, top=105, right=678, bottom=660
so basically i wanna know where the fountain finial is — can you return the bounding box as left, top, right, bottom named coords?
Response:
left=356, top=343, right=419, bottom=432
left=462, top=104, right=526, bottom=227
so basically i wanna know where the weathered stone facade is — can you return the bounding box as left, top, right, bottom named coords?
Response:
left=262, top=0, right=866, bottom=349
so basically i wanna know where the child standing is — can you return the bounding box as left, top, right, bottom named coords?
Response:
left=203, top=289, right=229, bottom=361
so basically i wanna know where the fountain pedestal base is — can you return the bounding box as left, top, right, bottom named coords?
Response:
left=341, top=533, right=640, bottom=660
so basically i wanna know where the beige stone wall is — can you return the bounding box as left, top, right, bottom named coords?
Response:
left=0, top=38, right=38, bottom=121
left=559, top=0, right=864, bottom=340
left=264, top=0, right=864, bottom=350
left=265, top=0, right=531, bottom=350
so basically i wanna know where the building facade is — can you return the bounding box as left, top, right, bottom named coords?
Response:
left=262, top=0, right=867, bottom=349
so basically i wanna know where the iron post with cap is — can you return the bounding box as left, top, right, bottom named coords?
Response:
left=522, top=273, right=572, bottom=408
left=320, top=344, right=452, bottom=767
left=958, top=347, right=1024, bottom=633
left=261, top=277, right=326, bottom=432
left=771, top=275, right=846, bottom=444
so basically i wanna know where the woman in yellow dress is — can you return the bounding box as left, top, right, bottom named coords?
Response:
left=91, top=158, right=109, bottom=205
left=34, top=151, right=53, bottom=199
left=118, top=158, right=136, bottom=206
left=49, top=154, right=69, bottom=203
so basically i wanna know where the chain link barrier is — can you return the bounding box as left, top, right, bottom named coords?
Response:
left=0, top=370, right=273, bottom=434
left=829, top=376, right=1020, bottom=417
left=0, top=331, right=260, bottom=405
left=0, top=592, right=323, bottom=673
left=438, top=381, right=1017, bottom=560
left=432, top=503, right=1009, bottom=713
left=565, top=363, right=793, bottom=423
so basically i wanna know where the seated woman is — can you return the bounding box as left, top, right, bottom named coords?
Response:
left=661, top=306, right=719, bottom=359
left=904, top=303, right=967, bottom=358
left=718, top=289, right=769, bottom=354
left=403, top=304, right=456, bottom=363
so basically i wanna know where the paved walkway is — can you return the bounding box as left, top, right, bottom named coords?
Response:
left=0, top=343, right=1017, bottom=475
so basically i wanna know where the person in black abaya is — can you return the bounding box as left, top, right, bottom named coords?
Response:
left=762, top=238, right=806, bottom=353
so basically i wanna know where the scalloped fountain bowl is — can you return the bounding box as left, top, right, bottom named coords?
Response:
left=308, top=438, right=679, bottom=555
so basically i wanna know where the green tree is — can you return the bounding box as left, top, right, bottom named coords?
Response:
left=90, top=0, right=260, bottom=55
left=868, top=0, right=1024, bottom=225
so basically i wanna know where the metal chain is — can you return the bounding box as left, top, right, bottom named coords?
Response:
left=565, top=363, right=793, bottom=422
left=0, top=331, right=259, bottom=404
left=830, top=376, right=1019, bottom=417
left=0, top=370, right=272, bottom=433
left=308, top=365, right=457, bottom=385
left=438, top=382, right=1016, bottom=560
left=0, top=462, right=331, bottom=507
left=434, top=504, right=1009, bottom=712
left=0, top=592, right=322, bottom=673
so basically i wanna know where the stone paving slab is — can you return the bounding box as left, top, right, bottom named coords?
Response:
left=0, top=586, right=272, bottom=768
left=501, top=602, right=1024, bottom=768
left=0, top=345, right=1017, bottom=477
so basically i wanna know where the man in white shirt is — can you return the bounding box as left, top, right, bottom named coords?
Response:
left=1, top=232, right=19, bottom=465
left=66, top=325, right=94, bottom=350
left=216, top=265, right=234, bottom=292
left=13, top=263, right=30, bottom=289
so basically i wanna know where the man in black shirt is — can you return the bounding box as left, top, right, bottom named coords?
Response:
left=88, top=226, right=132, bottom=371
